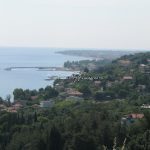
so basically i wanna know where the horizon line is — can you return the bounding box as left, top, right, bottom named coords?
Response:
left=0, top=46, right=150, bottom=52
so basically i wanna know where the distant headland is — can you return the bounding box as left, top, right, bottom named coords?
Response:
left=57, top=50, right=137, bottom=60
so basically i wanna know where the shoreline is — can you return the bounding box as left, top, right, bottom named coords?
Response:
left=56, top=50, right=136, bottom=60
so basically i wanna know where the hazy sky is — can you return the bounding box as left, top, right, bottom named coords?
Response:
left=0, top=0, right=150, bottom=49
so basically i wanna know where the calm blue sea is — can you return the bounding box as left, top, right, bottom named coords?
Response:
left=0, top=47, right=86, bottom=99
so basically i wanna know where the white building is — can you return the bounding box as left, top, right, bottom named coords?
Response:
left=40, top=100, right=54, bottom=108
left=141, top=104, right=150, bottom=109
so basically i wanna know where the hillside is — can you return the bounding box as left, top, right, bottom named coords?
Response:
left=61, top=52, right=150, bottom=104
left=0, top=52, right=150, bottom=150
left=57, top=50, right=135, bottom=60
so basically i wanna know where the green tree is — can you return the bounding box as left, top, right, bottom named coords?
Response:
left=47, top=126, right=63, bottom=150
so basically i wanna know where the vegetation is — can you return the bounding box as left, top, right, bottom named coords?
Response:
left=58, top=50, right=133, bottom=60
left=64, top=59, right=111, bottom=71
left=13, top=86, right=58, bottom=101
left=0, top=52, right=150, bottom=149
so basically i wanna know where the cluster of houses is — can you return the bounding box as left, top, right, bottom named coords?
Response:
left=0, top=99, right=56, bottom=113
left=139, top=64, right=150, bottom=74
left=1, top=57, right=150, bottom=113
left=118, top=58, right=150, bottom=89
left=55, top=58, right=150, bottom=99
left=119, top=58, right=149, bottom=126
left=0, top=102, right=23, bottom=113
left=119, top=60, right=131, bottom=66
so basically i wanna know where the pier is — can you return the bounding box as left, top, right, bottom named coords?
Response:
left=4, top=66, right=73, bottom=71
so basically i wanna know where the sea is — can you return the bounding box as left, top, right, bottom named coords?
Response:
left=0, top=47, right=87, bottom=100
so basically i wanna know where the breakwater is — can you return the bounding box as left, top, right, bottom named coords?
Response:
left=4, top=67, right=73, bottom=71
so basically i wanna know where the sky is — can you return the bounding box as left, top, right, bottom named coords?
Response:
left=0, top=0, right=150, bottom=49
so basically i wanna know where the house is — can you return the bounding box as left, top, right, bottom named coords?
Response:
left=0, top=104, right=7, bottom=112
left=66, top=88, right=83, bottom=97
left=139, top=64, right=148, bottom=72
left=147, top=59, right=150, bottom=64
left=121, top=113, right=144, bottom=125
left=54, top=84, right=65, bottom=92
left=94, top=81, right=101, bottom=87
left=106, top=81, right=112, bottom=88
left=139, top=62, right=150, bottom=73
left=13, top=100, right=27, bottom=107
left=129, top=113, right=144, bottom=119
left=31, top=96, right=38, bottom=100
left=0, top=104, right=7, bottom=109
left=119, top=60, right=131, bottom=66
left=12, top=103, right=23, bottom=110
left=88, top=63, right=97, bottom=71
left=140, top=64, right=147, bottom=67
left=123, top=76, right=133, bottom=80
left=141, top=104, right=150, bottom=109
left=40, top=100, right=54, bottom=108
left=31, top=104, right=40, bottom=109
left=7, top=107, right=17, bottom=113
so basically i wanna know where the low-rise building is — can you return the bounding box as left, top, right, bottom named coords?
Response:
left=123, top=76, right=133, bottom=80
left=31, top=96, right=38, bottom=100
left=7, top=107, right=17, bottom=113
left=0, top=104, right=7, bottom=109
left=147, top=59, right=150, bottom=64
left=119, top=60, right=131, bottom=66
left=12, top=103, right=23, bottom=110
left=40, top=100, right=54, bottom=108
left=66, top=96, right=84, bottom=101
left=54, top=84, right=65, bottom=92
left=94, top=81, right=101, bottom=87
left=32, top=104, right=40, bottom=109
left=139, top=64, right=150, bottom=73
left=129, top=113, right=144, bottom=119
left=66, top=88, right=83, bottom=97
left=121, top=113, right=144, bottom=125
left=141, top=104, right=150, bottom=109
left=106, top=81, right=112, bottom=88
left=88, top=63, right=97, bottom=71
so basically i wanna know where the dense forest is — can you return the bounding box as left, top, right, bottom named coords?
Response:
left=0, top=52, right=150, bottom=150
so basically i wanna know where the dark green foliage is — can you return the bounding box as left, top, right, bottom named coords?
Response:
left=83, top=67, right=89, bottom=73
left=47, top=126, right=62, bottom=150
left=78, top=84, right=91, bottom=97
left=13, top=86, right=58, bottom=101
left=0, top=101, right=149, bottom=150
left=94, top=91, right=115, bottom=101
left=64, top=59, right=111, bottom=71
left=0, top=52, right=150, bottom=149
left=43, top=86, right=58, bottom=100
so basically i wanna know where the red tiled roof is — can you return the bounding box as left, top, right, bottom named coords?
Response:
left=129, top=114, right=144, bottom=119
left=66, top=88, right=83, bottom=96
left=31, top=96, right=38, bottom=100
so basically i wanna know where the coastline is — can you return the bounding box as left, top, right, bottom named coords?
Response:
left=56, top=50, right=136, bottom=60
left=0, top=48, right=86, bottom=99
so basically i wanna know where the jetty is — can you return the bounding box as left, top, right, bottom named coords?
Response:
left=4, top=67, right=73, bottom=71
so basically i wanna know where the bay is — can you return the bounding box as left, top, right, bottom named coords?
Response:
left=0, top=47, right=86, bottom=99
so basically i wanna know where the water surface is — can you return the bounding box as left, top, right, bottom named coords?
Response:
left=0, top=47, right=86, bottom=99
